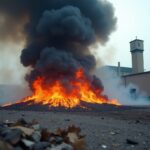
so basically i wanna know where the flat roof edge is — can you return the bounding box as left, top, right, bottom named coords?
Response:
left=122, top=71, right=150, bottom=77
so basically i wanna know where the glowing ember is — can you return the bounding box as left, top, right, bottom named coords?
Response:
left=3, top=69, right=120, bottom=108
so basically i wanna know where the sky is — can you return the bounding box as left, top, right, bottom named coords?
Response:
left=99, top=0, right=150, bottom=71
left=0, top=0, right=150, bottom=85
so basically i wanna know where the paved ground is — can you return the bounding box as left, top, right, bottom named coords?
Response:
left=0, top=107, right=150, bottom=150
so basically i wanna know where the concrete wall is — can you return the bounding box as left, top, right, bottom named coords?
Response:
left=132, top=51, right=144, bottom=73
left=123, top=72, right=150, bottom=96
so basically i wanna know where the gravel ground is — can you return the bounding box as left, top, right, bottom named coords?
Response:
left=0, top=108, right=150, bottom=150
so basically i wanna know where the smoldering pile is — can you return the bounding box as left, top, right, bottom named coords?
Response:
left=0, top=0, right=116, bottom=97
left=1, top=101, right=121, bottom=112
left=0, top=118, right=85, bottom=150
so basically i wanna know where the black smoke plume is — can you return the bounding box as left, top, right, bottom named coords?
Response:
left=0, top=0, right=117, bottom=93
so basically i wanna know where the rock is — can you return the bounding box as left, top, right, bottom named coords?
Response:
left=67, top=131, right=85, bottom=150
left=22, top=139, right=34, bottom=148
left=67, top=132, right=78, bottom=143
left=0, top=120, right=84, bottom=150
left=0, top=126, right=5, bottom=135
left=32, top=131, right=41, bottom=142
left=101, top=144, right=107, bottom=149
left=67, top=126, right=81, bottom=135
left=0, top=140, right=13, bottom=150
left=73, top=138, right=86, bottom=150
left=4, top=129, right=22, bottom=145
left=33, top=142, right=51, bottom=150
left=50, top=143, right=73, bottom=150
left=55, top=128, right=63, bottom=136
left=0, top=128, right=11, bottom=137
left=135, top=120, right=140, bottom=124
left=14, top=146, right=23, bottom=150
left=41, top=129, right=51, bottom=141
left=55, top=137, right=63, bottom=145
left=126, top=139, right=139, bottom=145
left=16, top=118, right=28, bottom=126
left=32, top=124, right=40, bottom=130
left=50, top=137, right=57, bottom=144
left=110, top=131, right=119, bottom=135
left=4, top=120, right=14, bottom=126
left=11, top=126, right=34, bottom=136
left=0, top=123, right=5, bottom=128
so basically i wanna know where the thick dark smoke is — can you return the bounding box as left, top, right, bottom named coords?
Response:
left=0, top=0, right=117, bottom=93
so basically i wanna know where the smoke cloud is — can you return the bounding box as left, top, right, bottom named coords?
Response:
left=0, top=0, right=117, bottom=93
left=95, top=67, right=150, bottom=106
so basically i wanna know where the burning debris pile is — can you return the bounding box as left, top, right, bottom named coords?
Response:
left=0, top=119, right=85, bottom=150
left=0, top=0, right=118, bottom=108
left=3, top=69, right=120, bottom=109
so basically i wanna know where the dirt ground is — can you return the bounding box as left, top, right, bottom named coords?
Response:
left=0, top=107, right=150, bottom=150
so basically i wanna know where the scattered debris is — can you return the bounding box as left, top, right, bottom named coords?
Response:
left=110, top=131, right=119, bottom=135
left=126, top=139, right=139, bottom=145
left=22, top=139, right=35, bottom=148
left=135, top=120, right=140, bottom=124
left=11, top=126, right=34, bottom=136
left=101, top=144, right=107, bottom=149
left=65, top=119, right=71, bottom=122
left=0, top=119, right=85, bottom=150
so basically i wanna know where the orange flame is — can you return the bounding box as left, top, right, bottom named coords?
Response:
left=3, top=69, right=120, bottom=108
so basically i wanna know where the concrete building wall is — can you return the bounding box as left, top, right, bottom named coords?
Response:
left=132, top=51, right=144, bottom=73
left=123, top=72, right=150, bottom=96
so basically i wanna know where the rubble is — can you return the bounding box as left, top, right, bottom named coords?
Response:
left=109, top=131, right=119, bottom=135
left=0, top=119, right=85, bottom=150
left=126, top=139, right=139, bottom=145
left=101, top=144, right=107, bottom=149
